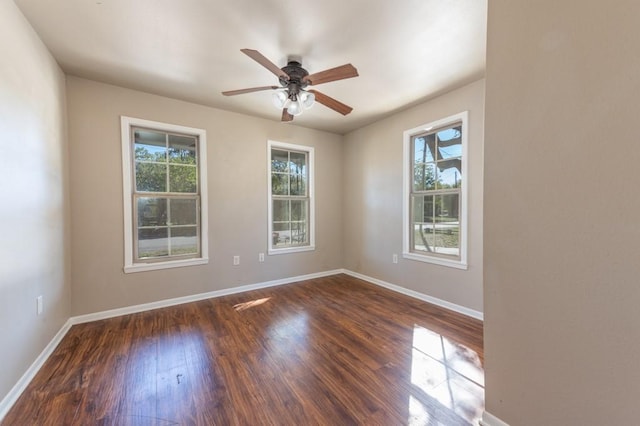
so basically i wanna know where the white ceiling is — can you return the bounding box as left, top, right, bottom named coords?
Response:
left=15, top=0, right=487, bottom=135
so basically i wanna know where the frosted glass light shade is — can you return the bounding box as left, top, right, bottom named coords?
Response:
left=287, top=100, right=303, bottom=116
left=272, top=90, right=288, bottom=109
left=300, top=91, right=315, bottom=109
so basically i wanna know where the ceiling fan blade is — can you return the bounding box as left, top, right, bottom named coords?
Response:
left=308, top=90, right=353, bottom=115
left=281, top=109, right=294, bottom=122
left=241, top=49, right=289, bottom=80
left=222, top=86, right=278, bottom=96
left=303, top=64, right=358, bottom=86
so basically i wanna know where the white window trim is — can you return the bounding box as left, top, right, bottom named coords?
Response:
left=121, top=116, right=208, bottom=273
left=402, top=111, right=468, bottom=270
left=267, top=140, right=315, bottom=255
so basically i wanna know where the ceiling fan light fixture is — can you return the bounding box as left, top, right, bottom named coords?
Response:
left=300, top=90, right=315, bottom=109
left=272, top=89, right=288, bottom=109
left=287, top=99, right=303, bottom=116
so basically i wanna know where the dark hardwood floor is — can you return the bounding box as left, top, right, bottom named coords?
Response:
left=2, top=274, right=484, bottom=425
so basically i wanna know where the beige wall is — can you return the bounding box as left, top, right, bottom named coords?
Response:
left=484, top=1, right=640, bottom=424
left=66, top=77, right=343, bottom=315
left=343, top=80, right=484, bottom=312
left=0, top=1, right=70, bottom=404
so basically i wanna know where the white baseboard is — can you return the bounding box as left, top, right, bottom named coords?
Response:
left=479, top=411, right=510, bottom=426
left=341, top=269, right=484, bottom=321
left=0, top=319, right=73, bottom=422
left=70, top=269, right=344, bottom=325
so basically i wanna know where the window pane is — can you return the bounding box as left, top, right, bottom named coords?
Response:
left=136, top=162, right=167, bottom=192
left=273, top=222, right=290, bottom=232
left=438, top=163, right=462, bottom=189
left=436, top=125, right=462, bottom=190
left=169, top=198, right=197, bottom=225
left=272, top=173, right=288, bottom=195
left=168, top=134, right=197, bottom=165
left=289, top=173, right=306, bottom=196
left=413, top=223, right=435, bottom=253
left=169, top=164, right=197, bottom=193
left=134, top=129, right=166, bottom=162
left=412, top=195, right=435, bottom=253
left=413, top=162, right=437, bottom=191
left=433, top=193, right=460, bottom=256
left=412, top=195, right=425, bottom=223
left=436, top=193, right=459, bottom=222
left=291, top=200, right=306, bottom=221
left=290, top=152, right=306, bottom=175
left=291, top=222, right=307, bottom=244
left=271, top=149, right=289, bottom=173
left=272, top=222, right=290, bottom=247
left=417, top=195, right=436, bottom=224
left=424, top=134, right=437, bottom=161
left=413, top=137, right=434, bottom=163
left=437, top=129, right=462, bottom=160
left=138, top=227, right=168, bottom=258
left=170, top=226, right=198, bottom=255
left=273, top=200, right=290, bottom=222
left=137, top=197, right=167, bottom=227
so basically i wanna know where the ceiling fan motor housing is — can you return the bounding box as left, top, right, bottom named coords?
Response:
left=281, top=60, right=310, bottom=96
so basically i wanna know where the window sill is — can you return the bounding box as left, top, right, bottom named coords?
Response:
left=124, top=257, right=208, bottom=273
left=268, top=245, right=315, bottom=256
left=402, top=252, right=468, bottom=270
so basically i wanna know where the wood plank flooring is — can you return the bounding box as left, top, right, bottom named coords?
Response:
left=2, top=274, right=484, bottom=425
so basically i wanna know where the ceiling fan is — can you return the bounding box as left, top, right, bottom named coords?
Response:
left=222, top=49, right=359, bottom=122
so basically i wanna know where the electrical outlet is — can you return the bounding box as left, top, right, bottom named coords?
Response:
left=37, top=295, right=43, bottom=315
left=259, top=253, right=265, bottom=263
left=392, top=254, right=398, bottom=264
left=233, top=255, right=240, bottom=266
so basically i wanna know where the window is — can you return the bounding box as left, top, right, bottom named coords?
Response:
left=403, top=112, right=468, bottom=269
left=267, top=140, right=315, bottom=254
left=121, top=116, right=208, bottom=273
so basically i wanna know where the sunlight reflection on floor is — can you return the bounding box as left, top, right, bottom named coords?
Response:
left=409, top=325, right=484, bottom=425
left=233, top=297, right=272, bottom=311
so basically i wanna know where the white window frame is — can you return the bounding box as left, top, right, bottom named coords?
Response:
left=121, top=116, right=208, bottom=273
left=267, top=140, right=315, bottom=255
left=402, top=111, right=468, bottom=270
